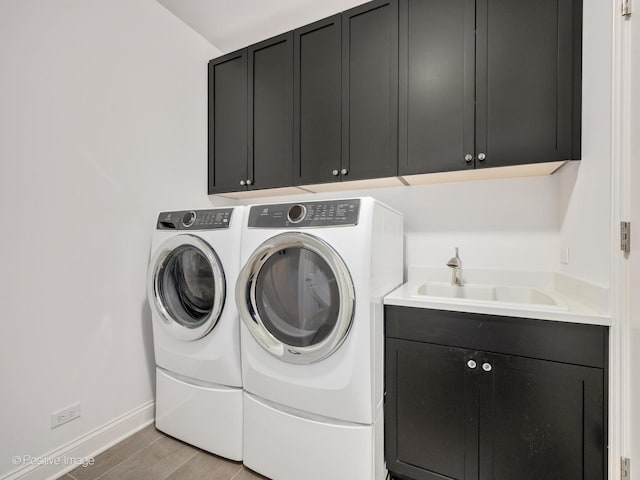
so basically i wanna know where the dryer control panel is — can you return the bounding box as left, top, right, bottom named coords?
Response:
left=156, top=208, right=234, bottom=230
left=248, top=199, right=360, bottom=228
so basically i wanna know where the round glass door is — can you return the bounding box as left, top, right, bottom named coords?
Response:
left=236, top=233, right=355, bottom=364
left=147, top=235, right=225, bottom=341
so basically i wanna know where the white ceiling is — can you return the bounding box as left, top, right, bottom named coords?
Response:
left=156, top=0, right=370, bottom=54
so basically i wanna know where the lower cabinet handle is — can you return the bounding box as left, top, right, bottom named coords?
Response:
left=341, top=168, right=348, bottom=175
left=246, top=179, right=253, bottom=185
left=467, top=360, right=477, bottom=369
left=240, top=180, right=246, bottom=186
left=482, top=362, right=492, bottom=372
left=332, top=169, right=339, bottom=176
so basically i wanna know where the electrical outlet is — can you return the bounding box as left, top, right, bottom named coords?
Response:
left=560, top=247, right=570, bottom=265
left=50, top=403, right=81, bottom=429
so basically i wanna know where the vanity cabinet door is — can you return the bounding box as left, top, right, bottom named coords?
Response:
left=478, top=352, right=605, bottom=480
left=386, top=339, right=480, bottom=480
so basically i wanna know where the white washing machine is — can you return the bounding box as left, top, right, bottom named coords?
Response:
left=147, top=207, right=244, bottom=460
left=235, top=198, right=403, bottom=480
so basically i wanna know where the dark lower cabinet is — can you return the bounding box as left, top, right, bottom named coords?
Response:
left=385, top=306, right=607, bottom=480
left=391, top=341, right=479, bottom=480
left=480, top=352, right=604, bottom=480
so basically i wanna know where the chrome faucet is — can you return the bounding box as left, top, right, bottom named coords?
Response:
left=446, top=247, right=463, bottom=286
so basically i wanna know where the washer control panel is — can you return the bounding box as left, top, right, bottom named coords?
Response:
left=157, top=208, right=234, bottom=230
left=248, top=199, right=360, bottom=228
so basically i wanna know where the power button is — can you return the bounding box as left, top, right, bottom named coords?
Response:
left=287, top=204, right=306, bottom=224
left=182, top=211, right=196, bottom=227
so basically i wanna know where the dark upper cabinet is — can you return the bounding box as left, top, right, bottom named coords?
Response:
left=475, top=0, right=582, bottom=168
left=208, top=0, right=582, bottom=194
left=248, top=33, right=294, bottom=190
left=398, top=0, right=475, bottom=175
left=398, top=0, right=581, bottom=175
left=342, top=0, right=398, bottom=181
left=208, top=50, right=248, bottom=194
left=294, top=15, right=342, bottom=186
left=208, top=35, right=294, bottom=194
left=385, top=307, right=606, bottom=480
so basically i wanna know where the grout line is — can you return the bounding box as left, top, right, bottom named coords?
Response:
left=228, top=465, right=245, bottom=480
left=159, top=449, right=199, bottom=480
left=92, top=435, right=163, bottom=480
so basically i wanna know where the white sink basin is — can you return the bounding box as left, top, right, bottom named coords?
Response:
left=414, top=282, right=568, bottom=310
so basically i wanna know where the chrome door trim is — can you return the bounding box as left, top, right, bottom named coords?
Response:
left=236, top=232, right=355, bottom=364
left=147, top=234, right=226, bottom=342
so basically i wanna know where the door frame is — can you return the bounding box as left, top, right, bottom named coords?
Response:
left=610, top=1, right=634, bottom=478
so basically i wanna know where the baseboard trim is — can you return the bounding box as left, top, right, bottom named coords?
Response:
left=2, top=401, right=155, bottom=480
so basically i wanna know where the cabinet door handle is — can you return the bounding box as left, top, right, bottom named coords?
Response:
left=240, top=180, right=246, bottom=186
left=477, top=153, right=486, bottom=161
left=246, top=179, right=253, bottom=185
left=467, top=360, right=477, bottom=369
left=464, top=154, right=473, bottom=163
left=332, top=169, right=339, bottom=176
left=482, top=362, right=492, bottom=372
left=341, top=168, right=348, bottom=175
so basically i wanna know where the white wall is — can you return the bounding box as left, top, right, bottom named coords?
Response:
left=157, top=0, right=371, bottom=53
left=555, top=0, right=613, bottom=288
left=0, top=0, right=219, bottom=477
left=228, top=175, right=561, bottom=277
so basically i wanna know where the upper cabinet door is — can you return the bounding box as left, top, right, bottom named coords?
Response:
left=342, top=0, right=398, bottom=181
left=294, top=15, right=342, bottom=186
left=398, top=0, right=475, bottom=175
left=208, top=50, right=248, bottom=194
left=475, top=0, right=582, bottom=168
left=248, top=33, right=294, bottom=190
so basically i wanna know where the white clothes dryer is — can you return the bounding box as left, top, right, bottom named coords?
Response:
left=235, top=198, right=403, bottom=480
left=147, top=207, right=244, bottom=460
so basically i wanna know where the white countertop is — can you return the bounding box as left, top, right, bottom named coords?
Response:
left=384, top=268, right=612, bottom=326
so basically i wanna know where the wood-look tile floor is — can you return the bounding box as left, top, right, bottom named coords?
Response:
left=57, top=425, right=268, bottom=480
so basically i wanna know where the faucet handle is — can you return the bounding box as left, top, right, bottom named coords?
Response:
left=447, top=247, right=464, bottom=286
left=447, top=247, right=462, bottom=269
